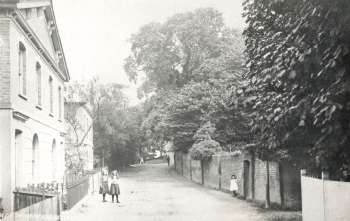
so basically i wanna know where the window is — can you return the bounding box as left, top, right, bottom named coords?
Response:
left=51, top=139, right=57, bottom=181
left=58, top=87, right=62, bottom=119
left=36, top=63, right=42, bottom=106
left=18, top=42, right=26, bottom=96
left=32, top=134, right=39, bottom=180
left=49, top=76, right=53, bottom=113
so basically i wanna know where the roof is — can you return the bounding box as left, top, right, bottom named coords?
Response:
left=0, top=0, right=70, bottom=81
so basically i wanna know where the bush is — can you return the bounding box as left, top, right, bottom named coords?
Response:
left=190, top=139, right=222, bottom=161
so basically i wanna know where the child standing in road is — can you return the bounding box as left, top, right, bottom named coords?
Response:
left=230, top=174, right=238, bottom=197
left=109, top=170, right=120, bottom=203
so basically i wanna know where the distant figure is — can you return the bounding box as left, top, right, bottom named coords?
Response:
left=109, top=170, right=120, bottom=203
left=230, top=174, right=238, bottom=197
left=340, top=170, right=350, bottom=182
left=100, top=171, right=109, bottom=202
left=140, top=157, right=144, bottom=164
left=166, top=155, right=170, bottom=166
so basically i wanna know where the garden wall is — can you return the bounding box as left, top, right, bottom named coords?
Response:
left=191, top=160, right=202, bottom=184
left=203, top=155, right=220, bottom=189
left=174, top=151, right=301, bottom=209
left=301, top=174, right=350, bottom=221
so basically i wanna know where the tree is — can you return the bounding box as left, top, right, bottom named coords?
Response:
left=125, top=8, right=244, bottom=95
left=125, top=8, right=247, bottom=156
left=243, top=0, right=350, bottom=178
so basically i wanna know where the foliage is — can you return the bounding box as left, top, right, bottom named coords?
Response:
left=243, top=0, right=350, bottom=176
left=125, top=8, right=244, bottom=95
left=125, top=8, right=247, bottom=158
left=190, top=139, right=222, bottom=161
left=190, top=121, right=222, bottom=160
left=67, top=79, right=144, bottom=169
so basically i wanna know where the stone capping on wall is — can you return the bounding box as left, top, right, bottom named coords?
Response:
left=174, top=151, right=302, bottom=210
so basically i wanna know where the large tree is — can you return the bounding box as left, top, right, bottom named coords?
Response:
left=125, top=8, right=247, bottom=156
left=243, top=0, right=350, bottom=177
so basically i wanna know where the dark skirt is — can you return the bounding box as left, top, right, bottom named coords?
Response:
left=109, top=183, right=120, bottom=195
left=101, top=181, right=109, bottom=194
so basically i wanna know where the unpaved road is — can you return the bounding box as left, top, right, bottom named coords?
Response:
left=62, top=162, right=301, bottom=221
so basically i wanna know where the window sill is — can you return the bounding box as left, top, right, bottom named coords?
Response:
left=49, top=113, right=54, bottom=118
left=18, top=94, right=28, bottom=101
left=35, top=105, right=42, bottom=110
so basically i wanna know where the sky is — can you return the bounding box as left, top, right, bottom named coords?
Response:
left=53, top=0, right=245, bottom=104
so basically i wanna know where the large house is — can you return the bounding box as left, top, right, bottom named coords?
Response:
left=0, top=0, right=69, bottom=212
left=65, top=101, right=94, bottom=172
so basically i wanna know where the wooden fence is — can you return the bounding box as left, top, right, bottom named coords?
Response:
left=2, top=194, right=60, bottom=221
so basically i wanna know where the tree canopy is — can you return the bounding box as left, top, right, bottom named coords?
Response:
left=243, top=0, right=350, bottom=176
left=125, top=8, right=247, bottom=160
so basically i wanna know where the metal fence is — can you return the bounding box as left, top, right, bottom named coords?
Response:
left=65, top=176, right=90, bottom=210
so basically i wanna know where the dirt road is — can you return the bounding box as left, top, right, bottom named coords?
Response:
left=62, top=162, right=300, bottom=221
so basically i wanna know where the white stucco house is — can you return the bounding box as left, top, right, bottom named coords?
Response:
left=64, top=101, right=94, bottom=172
left=0, top=0, right=69, bottom=212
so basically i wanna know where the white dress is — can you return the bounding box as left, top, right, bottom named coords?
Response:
left=230, top=179, right=238, bottom=191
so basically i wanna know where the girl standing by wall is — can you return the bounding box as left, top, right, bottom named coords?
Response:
left=230, top=174, right=238, bottom=197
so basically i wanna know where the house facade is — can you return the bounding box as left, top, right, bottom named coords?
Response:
left=65, top=102, right=94, bottom=171
left=0, top=0, right=69, bottom=212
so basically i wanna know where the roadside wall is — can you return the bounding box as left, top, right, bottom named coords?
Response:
left=301, top=175, right=350, bottom=221
left=174, top=151, right=301, bottom=209
left=182, top=153, right=191, bottom=180
left=191, top=160, right=202, bottom=184
left=203, top=155, right=220, bottom=189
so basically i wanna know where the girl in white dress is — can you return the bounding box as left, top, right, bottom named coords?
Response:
left=230, top=174, right=238, bottom=197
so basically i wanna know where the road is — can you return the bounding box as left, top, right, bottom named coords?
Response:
left=62, top=161, right=301, bottom=221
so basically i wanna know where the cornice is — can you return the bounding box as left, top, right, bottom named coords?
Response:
left=10, top=10, right=69, bottom=82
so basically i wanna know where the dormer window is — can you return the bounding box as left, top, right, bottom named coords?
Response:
left=18, top=42, right=27, bottom=96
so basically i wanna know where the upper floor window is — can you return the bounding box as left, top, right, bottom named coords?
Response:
left=18, top=42, right=27, bottom=96
left=36, top=63, right=42, bottom=106
left=58, top=86, right=62, bottom=119
left=49, top=76, right=53, bottom=113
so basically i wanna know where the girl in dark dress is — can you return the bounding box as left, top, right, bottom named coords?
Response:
left=109, top=171, right=120, bottom=203
left=101, top=171, right=109, bottom=202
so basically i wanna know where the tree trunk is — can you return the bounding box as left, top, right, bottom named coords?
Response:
left=265, top=160, right=271, bottom=208
left=201, top=160, right=204, bottom=185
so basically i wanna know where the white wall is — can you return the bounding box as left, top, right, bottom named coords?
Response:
left=302, top=175, right=350, bottom=221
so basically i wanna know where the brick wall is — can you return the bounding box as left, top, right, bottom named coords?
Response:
left=174, top=151, right=301, bottom=209
left=182, top=153, right=191, bottom=180
left=280, top=163, right=301, bottom=209
left=203, top=155, right=220, bottom=189
left=191, top=160, right=202, bottom=184
left=0, top=18, right=11, bottom=106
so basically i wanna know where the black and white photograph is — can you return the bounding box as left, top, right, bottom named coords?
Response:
left=0, top=0, right=349, bottom=220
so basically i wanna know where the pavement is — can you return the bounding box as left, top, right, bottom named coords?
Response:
left=62, top=161, right=301, bottom=221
